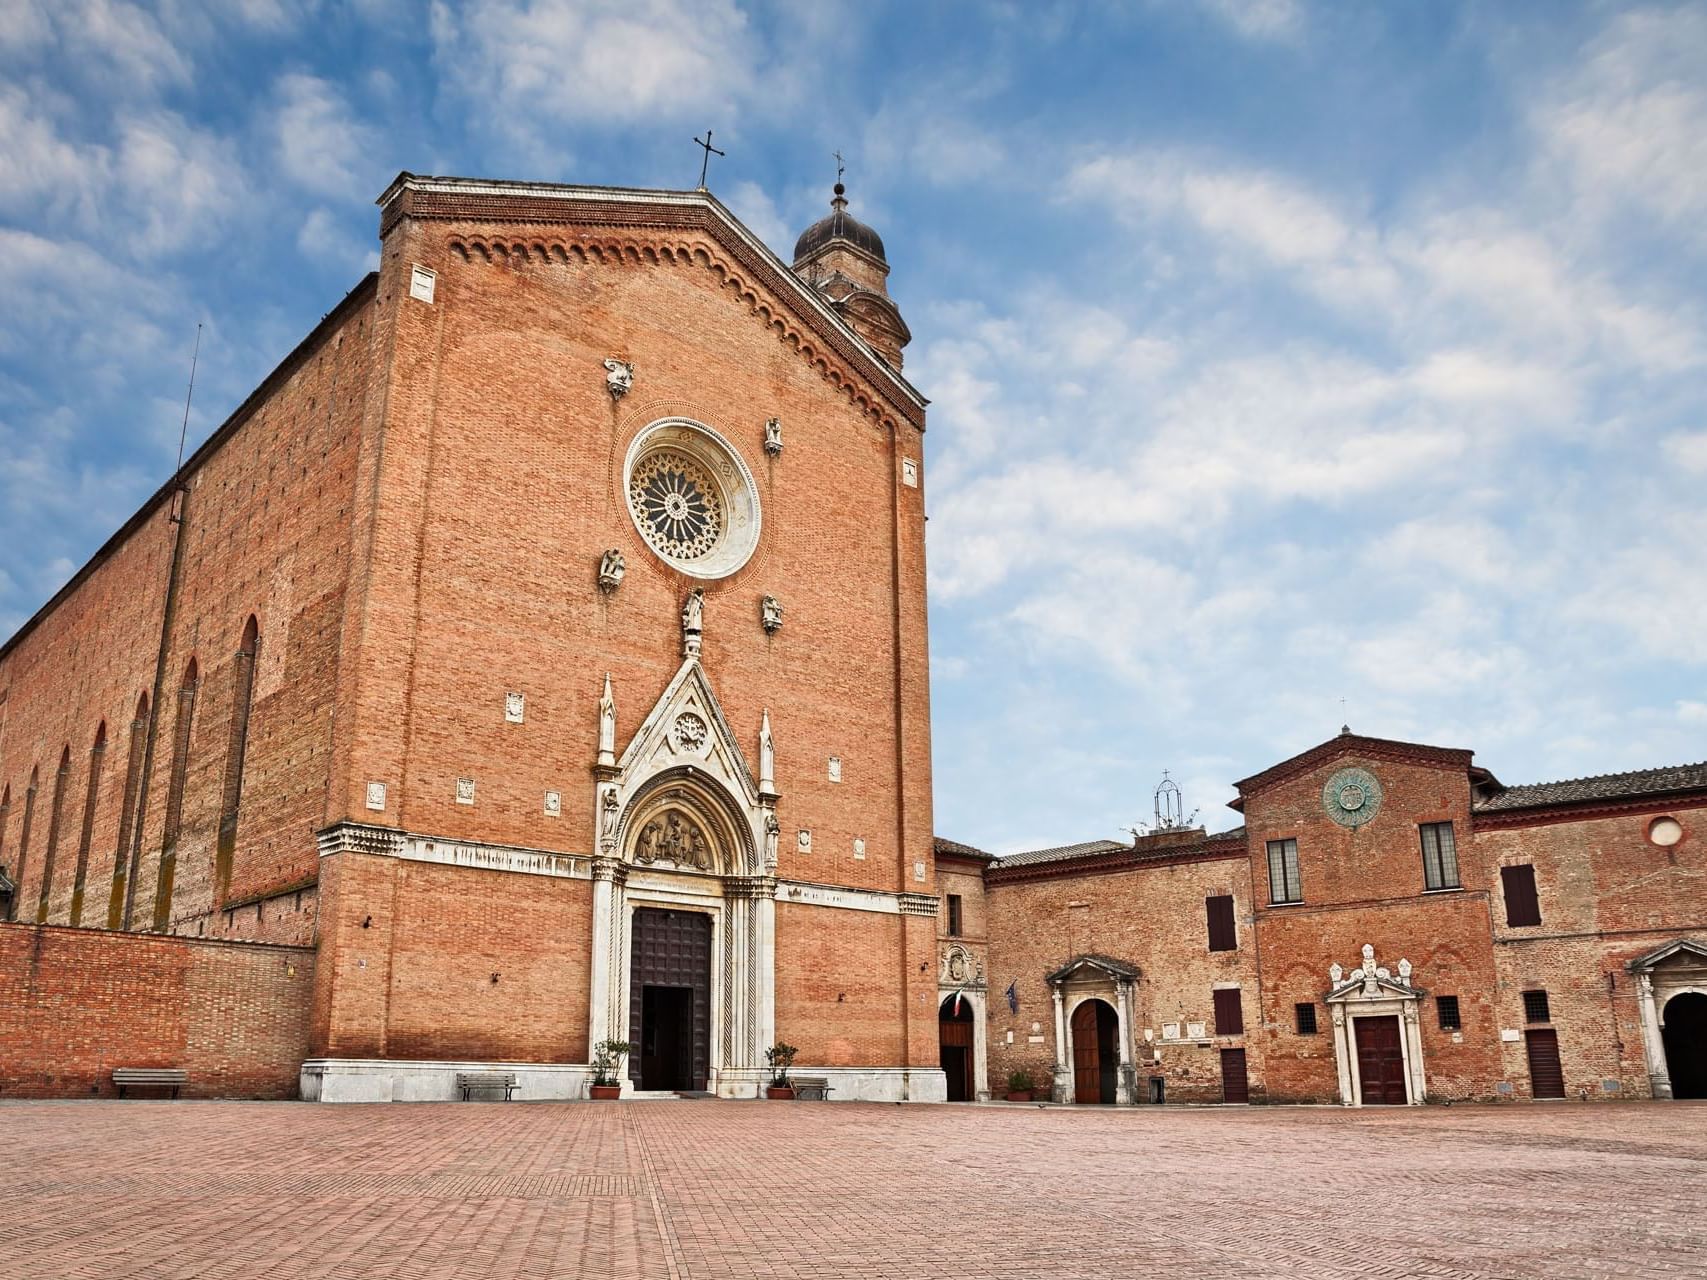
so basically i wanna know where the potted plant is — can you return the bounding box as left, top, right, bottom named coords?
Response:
left=1005, top=1069, right=1035, bottom=1103
left=765, top=1042, right=799, bottom=1099
left=589, top=1039, right=633, bottom=1100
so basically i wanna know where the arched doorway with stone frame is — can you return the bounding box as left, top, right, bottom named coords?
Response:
left=588, top=649, right=780, bottom=1099
left=1045, top=955, right=1138, bottom=1105
left=1629, top=939, right=1707, bottom=1100
left=938, top=943, right=988, bottom=1101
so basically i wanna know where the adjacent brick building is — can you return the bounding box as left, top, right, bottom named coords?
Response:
left=0, top=175, right=943, bottom=1102
left=938, top=731, right=1707, bottom=1106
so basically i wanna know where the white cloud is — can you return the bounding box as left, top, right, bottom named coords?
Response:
left=115, top=114, right=244, bottom=254
left=274, top=74, right=377, bottom=197
left=723, top=179, right=789, bottom=255
left=431, top=0, right=764, bottom=138
left=1661, top=431, right=1707, bottom=473
left=59, top=0, right=192, bottom=93
left=1198, top=0, right=1303, bottom=44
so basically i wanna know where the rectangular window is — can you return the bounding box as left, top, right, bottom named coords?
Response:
left=945, top=894, right=963, bottom=938
left=1522, top=990, right=1550, bottom=1023
left=1295, top=1002, right=1318, bottom=1035
left=1419, top=821, right=1461, bottom=890
left=1437, top=995, right=1461, bottom=1030
left=1501, top=864, right=1542, bottom=927
left=1206, top=894, right=1237, bottom=951
left=1266, top=838, right=1302, bottom=904
left=1212, top=988, right=1244, bottom=1035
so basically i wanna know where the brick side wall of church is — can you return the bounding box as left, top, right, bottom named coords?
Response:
left=774, top=902, right=909, bottom=1067
left=0, top=921, right=313, bottom=1098
left=310, top=851, right=592, bottom=1063
left=984, top=854, right=1257, bottom=1103
left=0, top=286, right=377, bottom=942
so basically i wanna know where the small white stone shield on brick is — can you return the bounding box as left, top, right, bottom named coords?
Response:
left=828, top=756, right=842, bottom=782
left=505, top=692, right=525, bottom=723
left=913, top=860, right=926, bottom=881
left=456, top=777, right=475, bottom=805
left=544, top=790, right=562, bottom=817
left=796, top=829, right=812, bottom=854
left=365, top=781, right=386, bottom=811
left=853, top=837, right=866, bottom=860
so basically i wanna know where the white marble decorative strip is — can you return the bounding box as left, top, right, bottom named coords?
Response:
left=399, top=836, right=589, bottom=880
left=776, top=880, right=915, bottom=915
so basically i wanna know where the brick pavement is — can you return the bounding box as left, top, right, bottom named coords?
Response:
left=0, top=1100, right=1701, bottom=1279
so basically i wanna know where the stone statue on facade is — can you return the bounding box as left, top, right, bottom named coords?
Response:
left=598, top=549, right=625, bottom=593
left=603, top=358, right=634, bottom=399
left=600, top=786, right=620, bottom=851
left=761, top=595, right=783, bottom=634
left=682, top=588, right=704, bottom=658
left=764, top=417, right=783, bottom=455
left=764, top=810, right=780, bottom=870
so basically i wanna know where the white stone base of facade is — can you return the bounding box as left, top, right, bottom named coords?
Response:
left=302, top=1059, right=947, bottom=1104
left=301, top=1058, right=596, bottom=1103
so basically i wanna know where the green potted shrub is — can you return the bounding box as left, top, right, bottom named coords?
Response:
left=1005, top=1069, right=1036, bottom=1103
left=765, top=1042, right=799, bottom=1099
left=589, top=1039, right=634, bottom=1099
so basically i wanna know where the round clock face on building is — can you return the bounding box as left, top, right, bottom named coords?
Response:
left=1322, top=766, right=1383, bottom=828
left=623, top=418, right=761, bottom=578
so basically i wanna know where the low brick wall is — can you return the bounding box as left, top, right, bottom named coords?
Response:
left=0, top=922, right=314, bottom=1099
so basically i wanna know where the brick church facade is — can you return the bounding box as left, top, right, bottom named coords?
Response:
left=1, top=175, right=1702, bottom=1107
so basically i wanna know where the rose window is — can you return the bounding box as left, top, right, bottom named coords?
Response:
left=629, top=451, right=724, bottom=561
left=622, top=419, right=761, bottom=579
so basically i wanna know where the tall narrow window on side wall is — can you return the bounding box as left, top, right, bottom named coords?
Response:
left=153, top=658, right=199, bottom=932
left=1206, top=894, right=1237, bottom=951
left=1437, top=995, right=1462, bottom=1030
left=68, top=722, right=107, bottom=927
left=107, top=693, right=150, bottom=930
left=1501, top=863, right=1541, bottom=927
left=0, top=783, right=11, bottom=920
left=1266, top=838, right=1302, bottom=904
left=10, top=768, right=38, bottom=921
left=1295, top=1002, right=1318, bottom=1035
left=1419, top=821, right=1460, bottom=890
left=1212, top=987, right=1244, bottom=1035
left=945, top=893, right=963, bottom=937
left=216, top=617, right=260, bottom=898
left=36, top=746, right=72, bottom=923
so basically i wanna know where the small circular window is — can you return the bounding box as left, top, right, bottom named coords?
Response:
left=1648, top=817, right=1684, bottom=847
left=623, top=419, right=760, bottom=578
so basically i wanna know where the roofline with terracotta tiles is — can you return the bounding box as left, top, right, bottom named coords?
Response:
left=0, top=273, right=380, bottom=665
left=986, top=837, right=1249, bottom=886
left=376, top=174, right=927, bottom=431
left=1471, top=787, right=1707, bottom=831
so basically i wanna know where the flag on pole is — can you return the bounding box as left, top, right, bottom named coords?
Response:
left=952, top=989, right=963, bottom=1016
left=1005, top=980, right=1019, bottom=1015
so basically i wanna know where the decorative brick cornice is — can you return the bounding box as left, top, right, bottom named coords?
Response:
left=375, top=175, right=927, bottom=435
left=897, top=892, right=939, bottom=917
left=1232, top=733, right=1474, bottom=807
left=316, top=822, right=404, bottom=858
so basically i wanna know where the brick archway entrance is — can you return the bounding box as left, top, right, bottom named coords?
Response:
left=1071, top=999, right=1118, bottom=1104
left=1663, top=992, right=1707, bottom=1099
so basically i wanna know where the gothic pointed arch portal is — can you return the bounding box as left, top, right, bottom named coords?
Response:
left=586, top=655, right=779, bottom=1097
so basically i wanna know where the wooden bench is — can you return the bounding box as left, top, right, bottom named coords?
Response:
left=113, top=1068, right=187, bottom=1099
left=455, top=1071, right=518, bottom=1101
left=791, top=1075, right=832, bottom=1101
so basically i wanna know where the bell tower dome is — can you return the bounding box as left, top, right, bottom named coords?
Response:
left=791, top=183, right=911, bottom=370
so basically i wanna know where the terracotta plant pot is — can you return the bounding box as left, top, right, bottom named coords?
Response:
left=766, top=1085, right=796, bottom=1100
left=589, top=1084, right=622, bottom=1100
left=1005, top=1091, right=1033, bottom=1102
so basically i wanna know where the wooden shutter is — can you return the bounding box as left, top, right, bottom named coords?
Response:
left=1501, top=864, right=1541, bottom=927
left=1206, top=895, right=1236, bottom=951
left=1213, top=988, right=1244, bottom=1035
left=1526, top=1029, right=1566, bottom=1099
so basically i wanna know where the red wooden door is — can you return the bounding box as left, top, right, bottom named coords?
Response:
left=1220, top=1048, right=1249, bottom=1103
left=1072, top=1002, right=1102, bottom=1104
left=1354, top=1016, right=1408, bottom=1104
left=1526, top=1029, right=1566, bottom=1099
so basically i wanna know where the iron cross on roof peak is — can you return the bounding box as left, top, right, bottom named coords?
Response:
left=693, top=130, right=725, bottom=189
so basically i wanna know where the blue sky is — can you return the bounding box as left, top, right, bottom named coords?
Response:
left=3, top=0, right=1704, bottom=851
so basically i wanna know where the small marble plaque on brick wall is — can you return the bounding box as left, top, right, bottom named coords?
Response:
left=544, top=790, right=561, bottom=817
left=456, top=777, right=475, bottom=805
left=505, top=692, right=525, bottom=723
left=365, top=782, right=386, bottom=811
